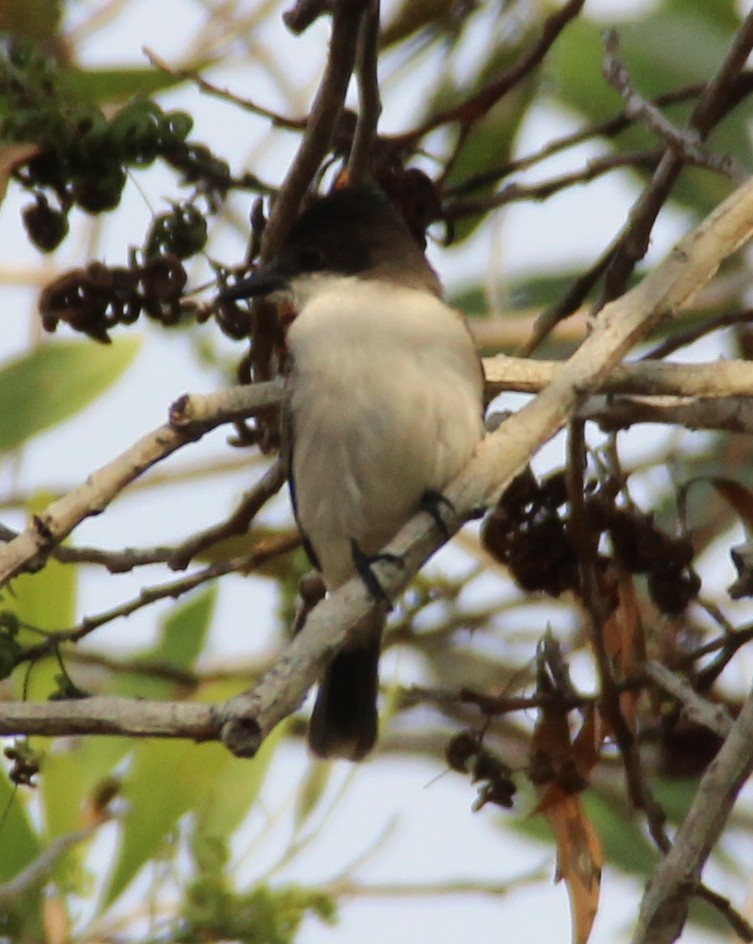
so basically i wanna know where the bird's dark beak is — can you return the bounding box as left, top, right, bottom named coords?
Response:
left=218, top=266, right=287, bottom=301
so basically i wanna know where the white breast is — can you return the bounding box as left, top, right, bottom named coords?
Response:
left=286, top=276, right=484, bottom=588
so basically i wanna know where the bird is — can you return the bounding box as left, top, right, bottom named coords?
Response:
left=221, top=185, right=485, bottom=760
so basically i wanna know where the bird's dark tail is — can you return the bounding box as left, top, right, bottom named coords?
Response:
left=307, top=619, right=382, bottom=761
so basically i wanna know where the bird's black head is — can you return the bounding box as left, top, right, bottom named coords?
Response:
left=221, top=186, right=440, bottom=301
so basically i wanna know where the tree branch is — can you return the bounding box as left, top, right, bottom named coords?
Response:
left=260, top=0, right=365, bottom=257
left=602, top=31, right=748, bottom=185
left=599, top=10, right=753, bottom=307
left=646, top=661, right=733, bottom=739
left=348, top=0, right=382, bottom=183
left=6, top=355, right=753, bottom=588
left=0, top=381, right=282, bottom=588
left=0, top=697, right=219, bottom=740
left=402, top=0, right=586, bottom=140
left=631, top=678, right=753, bottom=944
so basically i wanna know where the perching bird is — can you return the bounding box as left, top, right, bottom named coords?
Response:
left=221, top=186, right=485, bottom=760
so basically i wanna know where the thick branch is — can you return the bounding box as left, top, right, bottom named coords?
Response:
left=0, top=697, right=219, bottom=739
left=483, top=355, right=753, bottom=400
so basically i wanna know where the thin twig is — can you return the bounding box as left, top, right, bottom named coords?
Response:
left=260, top=0, right=366, bottom=258
left=19, top=532, right=299, bottom=663
left=348, top=0, right=382, bottom=183
left=145, top=49, right=306, bottom=131
left=444, top=83, right=710, bottom=198
left=445, top=150, right=663, bottom=219
left=524, top=17, right=753, bottom=355
left=642, top=307, right=753, bottom=360
left=168, top=458, right=287, bottom=570
left=602, top=32, right=748, bottom=185
left=401, top=0, right=586, bottom=140
left=568, top=421, right=670, bottom=850
left=599, top=11, right=753, bottom=308
left=646, top=662, right=732, bottom=738
left=0, top=382, right=283, bottom=588
left=518, top=241, right=616, bottom=356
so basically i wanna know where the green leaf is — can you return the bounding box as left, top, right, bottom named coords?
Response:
left=0, top=338, right=140, bottom=452
left=62, top=65, right=205, bottom=104
left=665, top=0, right=740, bottom=32
left=380, top=0, right=453, bottom=48
left=149, top=586, right=217, bottom=672
left=293, top=760, right=331, bottom=832
left=198, top=719, right=285, bottom=841
left=439, top=41, right=537, bottom=244
left=0, top=770, right=41, bottom=882
left=1, top=491, right=78, bottom=699
left=102, top=740, right=204, bottom=908
left=0, top=770, right=44, bottom=938
left=40, top=737, right=131, bottom=841
left=4, top=492, right=77, bottom=636
left=102, top=727, right=282, bottom=908
left=581, top=789, right=656, bottom=876
left=550, top=18, right=622, bottom=125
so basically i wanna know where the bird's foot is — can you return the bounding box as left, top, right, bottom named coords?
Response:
left=350, top=538, right=404, bottom=607
left=420, top=489, right=455, bottom=539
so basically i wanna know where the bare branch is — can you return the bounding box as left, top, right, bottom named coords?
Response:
left=484, top=354, right=753, bottom=400
left=402, top=0, right=586, bottom=140
left=646, top=662, right=733, bottom=739
left=522, top=15, right=753, bottom=355
left=168, top=458, right=287, bottom=570
left=0, top=697, right=219, bottom=740
left=446, top=150, right=664, bottom=219
left=444, top=83, right=711, bottom=198
left=631, top=679, right=753, bottom=944
left=261, top=0, right=366, bottom=257
left=348, top=0, right=382, bottom=183
left=599, top=10, right=753, bottom=307
left=19, top=531, right=299, bottom=662
left=602, top=31, right=748, bottom=185
left=145, top=48, right=306, bottom=132
left=0, top=382, right=282, bottom=588
left=587, top=395, right=753, bottom=436
left=6, top=354, right=753, bottom=589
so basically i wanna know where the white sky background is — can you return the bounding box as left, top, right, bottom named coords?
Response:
left=2, top=0, right=753, bottom=942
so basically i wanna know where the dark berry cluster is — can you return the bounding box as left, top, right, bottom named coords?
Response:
left=1, top=41, right=225, bottom=253
left=482, top=468, right=700, bottom=615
